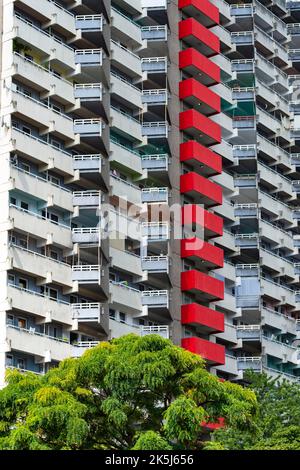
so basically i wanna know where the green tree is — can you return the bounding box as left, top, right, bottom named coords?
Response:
left=0, top=334, right=257, bottom=450
left=206, top=371, right=300, bottom=450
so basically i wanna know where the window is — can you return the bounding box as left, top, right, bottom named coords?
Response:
left=16, top=358, right=25, bottom=370
left=51, top=139, right=61, bottom=149
left=22, top=126, right=31, bottom=135
left=25, top=54, right=33, bottom=62
left=48, top=175, right=60, bottom=186
left=6, top=354, right=13, bottom=367
left=138, top=319, right=145, bottom=326
left=52, top=104, right=61, bottom=113
left=70, top=295, right=78, bottom=304
left=50, top=213, right=59, bottom=224
left=109, top=309, right=116, bottom=320
left=19, top=238, right=28, bottom=249
left=10, top=197, right=16, bottom=206
left=17, top=317, right=27, bottom=329
left=7, top=314, right=14, bottom=326
left=50, top=250, right=58, bottom=261
left=8, top=274, right=15, bottom=284
left=9, top=235, right=16, bottom=244
left=20, top=201, right=29, bottom=211
left=19, top=278, right=28, bottom=290
left=49, top=288, right=58, bottom=300
left=20, top=162, right=30, bottom=173
left=119, top=312, right=126, bottom=324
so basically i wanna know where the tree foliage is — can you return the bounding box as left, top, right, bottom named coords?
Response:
left=0, top=334, right=257, bottom=450
left=207, top=371, right=300, bottom=450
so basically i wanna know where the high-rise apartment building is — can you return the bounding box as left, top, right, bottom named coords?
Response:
left=1, top=0, right=300, bottom=388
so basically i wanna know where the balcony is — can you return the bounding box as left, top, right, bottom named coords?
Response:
left=181, top=303, right=224, bottom=334
left=142, top=223, right=169, bottom=241
left=8, top=244, right=73, bottom=288
left=260, top=248, right=294, bottom=279
left=262, top=336, right=298, bottom=363
left=180, top=140, right=222, bottom=176
left=141, top=57, right=167, bottom=74
left=178, top=0, right=220, bottom=27
left=141, top=154, right=168, bottom=172
left=262, top=307, right=297, bottom=335
left=261, top=278, right=295, bottom=307
left=9, top=205, right=72, bottom=250
left=111, top=8, right=142, bottom=47
left=74, top=83, right=102, bottom=102
left=14, top=14, right=75, bottom=71
left=110, top=175, right=141, bottom=206
left=141, top=25, right=167, bottom=42
left=10, top=165, right=73, bottom=213
left=6, top=325, right=74, bottom=363
left=140, top=325, right=169, bottom=339
left=71, top=303, right=103, bottom=322
left=17, top=0, right=76, bottom=37
left=141, top=188, right=168, bottom=204
left=216, top=322, right=237, bottom=345
left=72, top=228, right=100, bottom=244
left=142, top=256, right=169, bottom=273
left=72, top=341, right=100, bottom=358
left=111, top=73, right=142, bottom=109
left=111, top=108, right=142, bottom=142
left=260, top=219, right=294, bottom=252
left=235, top=234, right=259, bottom=249
left=11, top=127, right=73, bottom=176
left=110, top=282, right=142, bottom=314
left=73, top=190, right=101, bottom=207
left=182, top=205, right=223, bottom=238
left=181, top=238, right=224, bottom=269
left=233, top=144, right=257, bottom=160
left=237, top=357, right=262, bottom=372
left=232, top=58, right=255, bottom=73
left=75, top=15, right=104, bottom=32
left=73, top=154, right=102, bottom=174
left=6, top=284, right=71, bottom=325
left=231, top=31, right=254, bottom=46
left=180, top=172, right=222, bottom=207
left=179, top=78, right=220, bottom=116
left=181, top=270, right=224, bottom=302
left=237, top=325, right=261, bottom=341
left=142, top=89, right=168, bottom=106
left=180, top=109, right=221, bottom=145
left=110, top=139, right=143, bottom=176
left=74, top=119, right=104, bottom=138
left=179, top=48, right=220, bottom=88
left=12, top=90, right=74, bottom=142
left=234, top=203, right=258, bottom=218
left=111, top=41, right=142, bottom=78
left=12, top=53, right=75, bottom=106
left=179, top=18, right=220, bottom=57
left=75, top=48, right=103, bottom=69
left=142, top=122, right=168, bottom=139
left=182, top=337, right=225, bottom=365
left=217, top=355, right=238, bottom=377
left=142, top=290, right=169, bottom=309
left=110, top=248, right=142, bottom=278
left=72, top=265, right=101, bottom=284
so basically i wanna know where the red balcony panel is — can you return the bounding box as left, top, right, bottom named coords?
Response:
left=182, top=205, right=223, bottom=238
left=178, top=0, right=219, bottom=27
left=179, top=18, right=220, bottom=57
left=180, top=141, right=222, bottom=176
left=179, top=79, right=220, bottom=117
left=201, top=418, right=225, bottom=430
left=181, top=238, right=224, bottom=269
left=179, top=48, right=220, bottom=86
left=181, top=172, right=222, bottom=207
left=180, top=109, right=221, bottom=146
left=181, top=303, right=224, bottom=333
left=181, top=269, right=224, bottom=301
left=182, top=337, right=225, bottom=365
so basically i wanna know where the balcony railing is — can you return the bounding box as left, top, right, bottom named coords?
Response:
left=141, top=325, right=169, bottom=339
